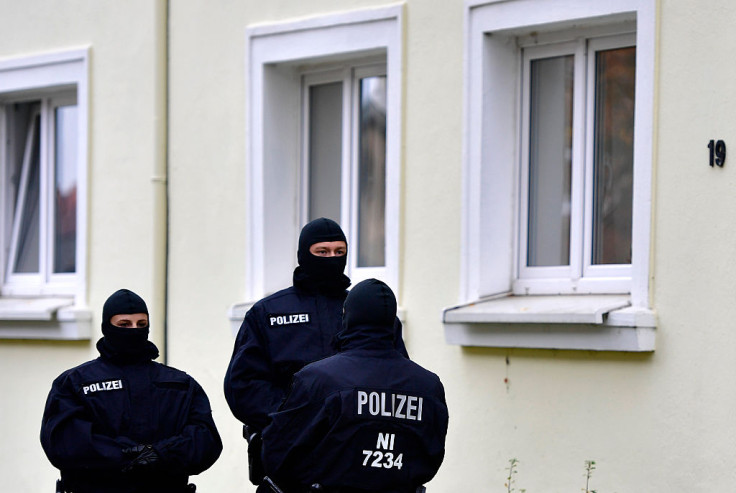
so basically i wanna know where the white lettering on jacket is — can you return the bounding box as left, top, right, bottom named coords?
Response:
left=268, top=313, right=310, bottom=327
left=357, top=391, right=424, bottom=421
left=82, top=379, right=124, bottom=395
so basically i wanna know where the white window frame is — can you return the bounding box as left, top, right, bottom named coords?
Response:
left=240, top=5, right=403, bottom=311
left=3, top=93, right=78, bottom=294
left=444, top=0, right=656, bottom=352
left=516, top=33, right=636, bottom=296
left=300, top=62, right=388, bottom=286
left=0, top=48, right=91, bottom=339
left=517, top=41, right=583, bottom=289
left=348, top=64, right=389, bottom=284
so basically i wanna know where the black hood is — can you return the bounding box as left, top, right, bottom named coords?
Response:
left=293, top=217, right=350, bottom=295
left=336, top=278, right=396, bottom=351
left=98, top=289, right=157, bottom=363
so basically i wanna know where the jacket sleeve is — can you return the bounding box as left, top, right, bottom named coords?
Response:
left=224, top=306, right=286, bottom=431
left=40, top=373, right=136, bottom=470
left=260, top=372, right=330, bottom=485
left=153, top=378, right=223, bottom=475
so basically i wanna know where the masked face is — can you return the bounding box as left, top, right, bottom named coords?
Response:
left=297, top=218, right=348, bottom=266
left=101, top=316, right=150, bottom=356
left=100, top=289, right=151, bottom=357
left=301, top=242, right=347, bottom=281
left=110, top=313, right=149, bottom=329
left=309, top=241, right=347, bottom=258
left=294, top=218, right=350, bottom=293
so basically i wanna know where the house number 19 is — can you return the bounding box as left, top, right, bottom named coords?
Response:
left=708, top=139, right=726, bottom=167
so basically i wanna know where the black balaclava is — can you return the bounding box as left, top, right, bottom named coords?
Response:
left=293, top=217, right=350, bottom=295
left=337, top=278, right=396, bottom=351
left=97, top=289, right=157, bottom=362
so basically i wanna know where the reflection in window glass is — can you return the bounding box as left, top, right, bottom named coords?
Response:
left=357, top=76, right=387, bottom=268
left=53, top=105, right=78, bottom=273
left=13, top=113, right=41, bottom=274
left=527, top=55, right=574, bottom=267
left=593, top=47, right=635, bottom=265
left=308, top=82, right=343, bottom=222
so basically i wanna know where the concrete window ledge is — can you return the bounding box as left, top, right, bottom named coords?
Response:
left=227, top=301, right=255, bottom=337
left=0, top=298, right=92, bottom=340
left=443, top=295, right=656, bottom=352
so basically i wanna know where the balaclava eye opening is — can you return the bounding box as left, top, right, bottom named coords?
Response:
left=294, top=217, right=350, bottom=294
left=100, top=289, right=150, bottom=357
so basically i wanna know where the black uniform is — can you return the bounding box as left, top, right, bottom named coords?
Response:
left=224, top=218, right=407, bottom=487
left=224, top=284, right=349, bottom=431
left=40, top=289, right=222, bottom=493
left=261, top=279, right=448, bottom=493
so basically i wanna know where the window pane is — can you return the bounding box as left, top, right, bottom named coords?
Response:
left=357, top=76, right=386, bottom=267
left=53, top=105, right=77, bottom=273
left=308, top=82, right=343, bottom=222
left=592, top=47, right=635, bottom=265
left=13, top=113, right=41, bottom=273
left=527, top=55, right=574, bottom=267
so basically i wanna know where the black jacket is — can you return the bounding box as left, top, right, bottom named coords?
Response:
left=40, top=340, right=222, bottom=493
left=261, top=318, right=448, bottom=493
left=224, top=285, right=407, bottom=432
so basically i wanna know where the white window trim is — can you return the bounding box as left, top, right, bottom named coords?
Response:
left=299, top=62, right=389, bottom=286
left=347, top=64, right=389, bottom=285
left=4, top=94, right=79, bottom=294
left=237, top=4, right=403, bottom=317
left=517, top=41, right=584, bottom=289
left=444, top=0, right=656, bottom=351
left=515, top=33, right=637, bottom=295
left=0, top=47, right=91, bottom=339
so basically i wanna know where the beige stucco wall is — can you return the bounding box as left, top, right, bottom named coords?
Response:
left=166, top=1, right=736, bottom=492
left=0, top=1, right=167, bottom=491
left=7, top=0, right=736, bottom=491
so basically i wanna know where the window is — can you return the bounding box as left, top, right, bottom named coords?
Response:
left=517, top=34, right=636, bottom=295
left=238, top=5, right=402, bottom=313
left=444, top=0, right=656, bottom=351
left=3, top=93, right=78, bottom=293
left=0, top=48, right=90, bottom=339
left=302, top=64, right=388, bottom=281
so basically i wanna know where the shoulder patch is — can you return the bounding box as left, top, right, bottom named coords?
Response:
left=81, top=379, right=124, bottom=395
left=267, top=313, right=311, bottom=327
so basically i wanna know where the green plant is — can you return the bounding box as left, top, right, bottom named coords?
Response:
left=505, top=458, right=525, bottom=493
left=503, top=457, right=599, bottom=492
left=583, top=460, right=597, bottom=493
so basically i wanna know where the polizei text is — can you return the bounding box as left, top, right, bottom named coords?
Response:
left=82, top=380, right=123, bottom=395
left=357, top=390, right=423, bottom=421
left=268, top=313, right=310, bottom=327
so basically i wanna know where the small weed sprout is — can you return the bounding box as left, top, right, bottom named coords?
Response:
left=583, top=460, right=597, bottom=493
left=502, top=457, right=599, bottom=492
left=505, top=458, right=525, bottom=493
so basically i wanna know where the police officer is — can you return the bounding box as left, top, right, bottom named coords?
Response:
left=40, top=289, right=222, bottom=493
left=224, top=218, right=407, bottom=487
left=261, top=278, right=449, bottom=493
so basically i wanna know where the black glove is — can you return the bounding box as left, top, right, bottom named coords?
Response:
left=122, top=444, right=160, bottom=473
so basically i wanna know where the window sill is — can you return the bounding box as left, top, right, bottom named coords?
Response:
left=228, top=301, right=255, bottom=337
left=442, top=295, right=655, bottom=352
left=0, top=297, right=92, bottom=340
